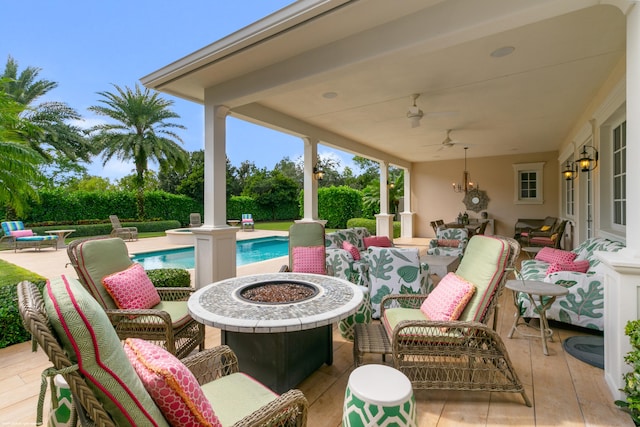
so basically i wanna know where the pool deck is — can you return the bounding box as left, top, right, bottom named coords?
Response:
left=0, top=229, right=290, bottom=281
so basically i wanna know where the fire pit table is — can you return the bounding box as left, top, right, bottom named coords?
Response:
left=188, top=272, right=363, bottom=393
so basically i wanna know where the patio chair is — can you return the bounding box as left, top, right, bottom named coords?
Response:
left=474, top=220, right=489, bottom=235
left=518, top=215, right=557, bottom=243
left=66, top=236, right=204, bottom=358
left=241, top=213, right=255, bottom=231
left=108, top=215, right=138, bottom=241
left=17, top=279, right=308, bottom=427
left=0, top=220, right=58, bottom=252
left=527, top=219, right=568, bottom=249
left=189, top=212, right=202, bottom=227
left=426, top=226, right=469, bottom=257
left=373, top=235, right=531, bottom=406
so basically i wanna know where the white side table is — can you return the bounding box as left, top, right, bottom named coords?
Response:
left=506, top=279, right=569, bottom=355
left=45, top=229, right=76, bottom=249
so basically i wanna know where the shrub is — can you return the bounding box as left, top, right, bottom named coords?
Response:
left=347, top=217, right=401, bottom=238
left=146, top=268, right=191, bottom=288
left=0, top=260, right=47, bottom=349
left=616, top=319, right=640, bottom=425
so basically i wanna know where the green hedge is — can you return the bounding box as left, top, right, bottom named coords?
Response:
left=347, top=217, right=401, bottom=238
left=299, top=186, right=363, bottom=229
left=227, top=195, right=299, bottom=221
left=29, top=220, right=181, bottom=238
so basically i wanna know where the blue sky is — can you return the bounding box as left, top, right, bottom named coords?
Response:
left=1, top=1, right=359, bottom=181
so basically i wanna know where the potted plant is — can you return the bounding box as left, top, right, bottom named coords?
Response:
left=615, top=319, right=640, bottom=425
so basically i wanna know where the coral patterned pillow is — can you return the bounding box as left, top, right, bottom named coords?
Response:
left=546, top=260, right=590, bottom=275
left=363, top=236, right=392, bottom=248
left=420, top=273, right=476, bottom=321
left=342, top=241, right=361, bottom=260
left=102, top=263, right=161, bottom=310
left=292, top=246, right=327, bottom=274
left=10, top=229, right=34, bottom=237
left=534, top=247, right=577, bottom=264
left=437, top=239, right=460, bottom=248
left=124, top=338, right=221, bottom=427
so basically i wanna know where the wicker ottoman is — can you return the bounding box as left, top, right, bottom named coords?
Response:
left=353, top=322, right=392, bottom=367
left=343, top=364, right=417, bottom=427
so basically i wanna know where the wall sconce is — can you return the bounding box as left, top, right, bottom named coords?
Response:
left=562, top=160, right=577, bottom=181
left=313, top=165, right=324, bottom=181
left=387, top=181, right=395, bottom=189
left=575, top=145, right=598, bottom=172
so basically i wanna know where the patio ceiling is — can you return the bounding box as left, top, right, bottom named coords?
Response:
left=141, top=0, right=627, bottom=165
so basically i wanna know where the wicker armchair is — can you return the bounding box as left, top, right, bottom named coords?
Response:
left=376, top=235, right=531, bottom=406
left=17, top=280, right=308, bottom=427
left=67, top=236, right=204, bottom=358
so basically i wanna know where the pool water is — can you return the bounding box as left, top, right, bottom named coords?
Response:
left=131, top=236, right=289, bottom=269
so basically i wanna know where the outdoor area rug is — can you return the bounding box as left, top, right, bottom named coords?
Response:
left=563, top=335, right=604, bottom=369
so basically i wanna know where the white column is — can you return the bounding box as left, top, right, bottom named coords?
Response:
left=400, top=166, right=415, bottom=238
left=301, top=138, right=320, bottom=222
left=193, top=102, right=237, bottom=288
left=603, top=3, right=640, bottom=399
left=375, top=161, right=393, bottom=239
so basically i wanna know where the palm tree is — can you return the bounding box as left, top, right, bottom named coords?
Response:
left=1, top=56, right=90, bottom=161
left=88, top=84, right=189, bottom=218
left=0, top=82, right=45, bottom=215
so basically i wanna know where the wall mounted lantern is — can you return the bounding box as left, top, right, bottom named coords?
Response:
left=576, top=145, right=598, bottom=173
left=562, top=160, right=577, bottom=181
left=313, top=165, right=324, bottom=181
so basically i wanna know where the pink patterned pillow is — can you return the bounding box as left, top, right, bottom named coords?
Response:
left=292, top=246, right=326, bottom=274
left=11, top=229, right=34, bottom=237
left=342, top=241, right=361, bottom=260
left=102, top=263, right=161, bottom=310
left=420, top=273, right=476, bottom=321
left=124, top=338, right=221, bottom=427
left=363, top=236, right=392, bottom=248
left=437, top=239, right=460, bottom=248
left=546, top=260, right=590, bottom=275
left=534, top=247, right=576, bottom=264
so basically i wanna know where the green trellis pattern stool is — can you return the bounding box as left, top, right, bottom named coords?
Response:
left=48, top=375, right=74, bottom=427
left=343, top=364, right=417, bottom=427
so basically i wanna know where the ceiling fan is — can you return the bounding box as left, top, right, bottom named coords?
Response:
left=423, top=129, right=464, bottom=150
left=406, top=93, right=423, bottom=128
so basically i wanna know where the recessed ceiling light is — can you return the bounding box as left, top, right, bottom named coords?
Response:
left=490, top=46, right=515, bottom=58
left=322, top=91, right=338, bottom=99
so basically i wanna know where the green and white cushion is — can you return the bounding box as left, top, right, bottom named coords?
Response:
left=517, top=237, right=625, bottom=331
left=44, top=275, right=168, bottom=426
left=364, top=247, right=431, bottom=319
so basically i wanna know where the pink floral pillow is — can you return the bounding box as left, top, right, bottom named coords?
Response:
left=420, top=273, right=476, bottom=321
left=534, top=247, right=577, bottom=264
left=437, top=239, right=460, bottom=248
left=10, top=230, right=34, bottom=237
left=292, top=246, right=326, bottom=274
left=342, top=241, right=361, bottom=260
left=102, top=263, right=161, bottom=310
left=546, top=260, right=590, bottom=275
left=363, top=236, right=392, bottom=248
left=124, top=338, right=221, bottom=427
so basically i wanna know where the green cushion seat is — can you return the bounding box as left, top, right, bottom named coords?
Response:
left=44, top=275, right=168, bottom=426
left=200, top=372, right=279, bottom=426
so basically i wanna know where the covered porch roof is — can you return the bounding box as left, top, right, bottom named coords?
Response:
left=141, top=0, right=629, bottom=166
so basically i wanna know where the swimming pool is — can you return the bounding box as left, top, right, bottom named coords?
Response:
left=131, top=236, right=289, bottom=269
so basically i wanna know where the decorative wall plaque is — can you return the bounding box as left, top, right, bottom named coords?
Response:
left=463, top=188, right=489, bottom=212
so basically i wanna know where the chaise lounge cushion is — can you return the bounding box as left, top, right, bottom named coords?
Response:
left=44, top=275, right=168, bottom=426
left=124, top=338, right=220, bottom=427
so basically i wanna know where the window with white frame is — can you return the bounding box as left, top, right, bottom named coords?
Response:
left=612, top=121, right=626, bottom=226
left=513, top=162, right=544, bottom=204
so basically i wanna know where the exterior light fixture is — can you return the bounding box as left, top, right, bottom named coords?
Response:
left=575, top=145, right=598, bottom=172
left=562, top=160, right=577, bottom=181
left=313, top=165, right=324, bottom=181
left=452, top=147, right=475, bottom=193
left=388, top=181, right=395, bottom=189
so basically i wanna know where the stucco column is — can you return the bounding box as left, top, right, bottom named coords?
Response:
left=193, top=102, right=237, bottom=288
left=400, top=166, right=415, bottom=238
left=602, top=2, right=640, bottom=400
left=375, top=161, right=393, bottom=239
left=301, top=137, right=320, bottom=221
